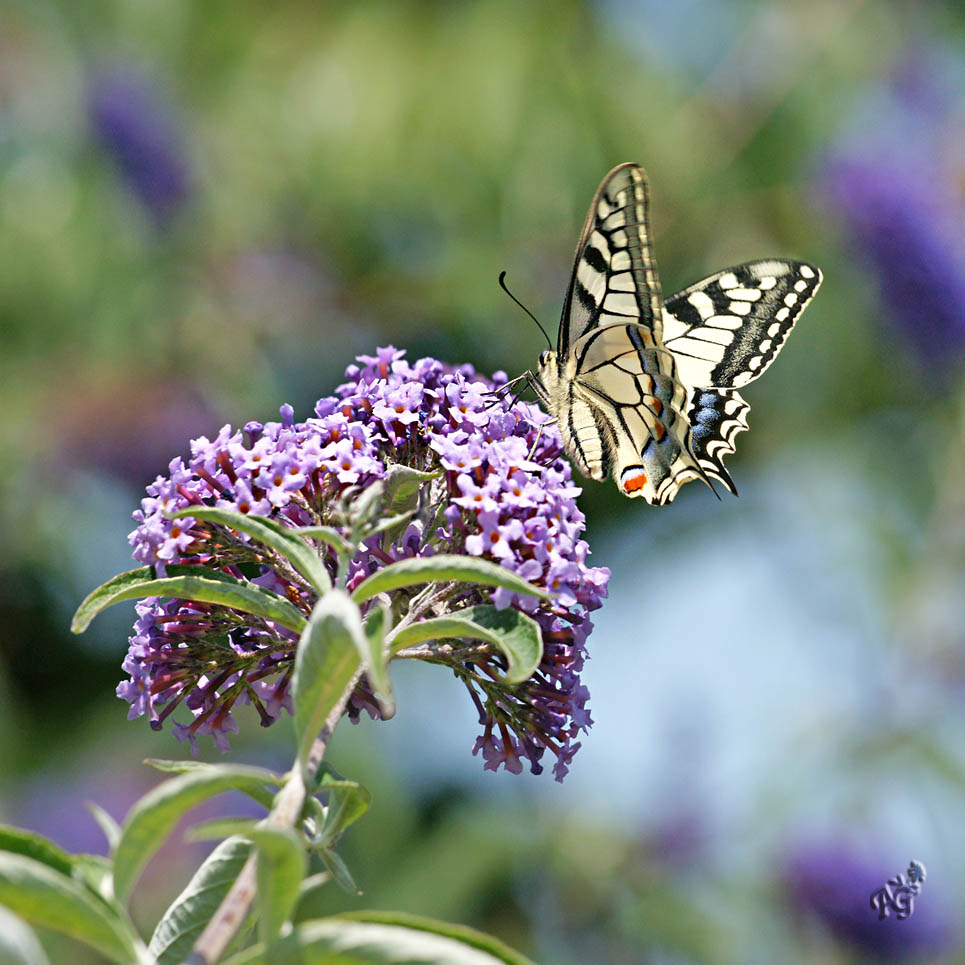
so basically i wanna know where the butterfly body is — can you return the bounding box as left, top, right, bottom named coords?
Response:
left=531, top=162, right=821, bottom=504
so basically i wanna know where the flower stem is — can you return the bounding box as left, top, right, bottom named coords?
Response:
left=186, top=668, right=362, bottom=964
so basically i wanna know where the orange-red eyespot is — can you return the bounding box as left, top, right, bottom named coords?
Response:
left=621, top=469, right=647, bottom=493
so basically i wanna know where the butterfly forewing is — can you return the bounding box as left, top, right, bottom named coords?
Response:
left=662, top=260, right=821, bottom=389
left=558, top=163, right=664, bottom=358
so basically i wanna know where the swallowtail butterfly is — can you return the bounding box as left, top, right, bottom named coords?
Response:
left=525, top=162, right=821, bottom=504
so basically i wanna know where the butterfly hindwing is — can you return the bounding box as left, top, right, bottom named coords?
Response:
left=564, top=322, right=705, bottom=503
left=662, top=259, right=821, bottom=389
left=686, top=387, right=750, bottom=494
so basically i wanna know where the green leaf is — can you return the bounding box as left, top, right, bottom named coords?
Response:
left=315, top=774, right=372, bottom=846
left=71, top=565, right=306, bottom=634
left=85, top=803, right=121, bottom=854
left=147, top=836, right=252, bottom=965
left=292, top=526, right=353, bottom=559
left=390, top=606, right=542, bottom=684
left=0, top=825, right=115, bottom=909
left=186, top=818, right=259, bottom=842
left=363, top=511, right=416, bottom=541
left=112, top=765, right=281, bottom=905
left=347, top=481, right=385, bottom=534
left=0, top=905, right=50, bottom=965
left=0, top=853, right=146, bottom=964
left=316, top=847, right=360, bottom=896
left=351, top=555, right=549, bottom=605
left=382, top=465, right=440, bottom=513
left=294, top=871, right=332, bottom=909
left=70, top=855, right=113, bottom=904
left=169, top=507, right=332, bottom=595
left=222, top=911, right=534, bottom=964
left=0, top=827, right=74, bottom=879
left=292, top=591, right=364, bottom=781
left=145, top=758, right=284, bottom=784
left=362, top=602, right=393, bottom=716
left=248, top=828, right=307, bottom=945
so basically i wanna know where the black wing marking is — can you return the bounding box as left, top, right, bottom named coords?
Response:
left=662, top=260, right=821, bottom=389
left=686, top=388, right=750, bottom=494
left=558, top=163, right=663, bottom=361
left=571, top=323, right=710, bottom=503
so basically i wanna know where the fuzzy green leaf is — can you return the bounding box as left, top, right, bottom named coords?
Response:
left=292, top=591, right=364, bottom=780
left=292, top=526, right=354, bottom=558
left=185, top=818, right=259, bottom=843
left=248, top=828, right=308, bottom=945
left=112, top=765, right=280, bottom=905
left=71, top=565, right=306, bottom=634
left=0, top=827, right=74, bottom=879
left=0, top=904, right=50, bottom=965
left=350, top=555, right=549, bottom=604
left=169, top=507, right=332, bottom=595
left=85, top=804, right=121, bottom=854
left=315, top=774, right=372, bottom=845
left=147, top=836, right=252, bottom=965
left=390, top=605, right=542, bottom=684
left=222, top=911, right=534, bottom=964
left=316, top=847, right=361, bottom=896
left=362, top=602, right=393, bottom=716
left=0, top=853, right=146, bottom=964
left=382, top=465, right=440, bottom=510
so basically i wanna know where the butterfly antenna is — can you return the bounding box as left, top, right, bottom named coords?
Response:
left=498, top=271, right=553, bottom=351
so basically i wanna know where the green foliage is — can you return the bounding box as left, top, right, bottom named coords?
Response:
left=391, top=605, right=542, bottom=684
left=112, top=764, right=281, bottom=904
left=249, top=828, right=308, bottom=945
left=292, top=591, right=366, bottom=780
left=0, top=853, right=147, bottom=964
left=351, top=555, right=549, bottom=604
left=71, top=565, right=307, bottom=635
left=222, top=912, right=535, bottom=965
left=148, top=837, right=253, bottom=965
left=361, top=601, right=394, bottom=716
left=169, top=506, right=333, bottom=595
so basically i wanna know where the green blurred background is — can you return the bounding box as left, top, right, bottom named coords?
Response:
left=2, top=0, right=964, bottom=961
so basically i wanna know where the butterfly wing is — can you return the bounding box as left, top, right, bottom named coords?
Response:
left=553, top=163, right=707, bottom=503
left=662, top=259, right=821, bottom=389
left=550, top=168, right=820, bottom=503
left=558, top=162, right=665, bottom=357
left=686, top=387, right=750, bottom=495
left=568, top=323, right=706, bottom=504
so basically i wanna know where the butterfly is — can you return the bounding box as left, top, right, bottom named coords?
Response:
left=519, top=162, right=821, bottom=504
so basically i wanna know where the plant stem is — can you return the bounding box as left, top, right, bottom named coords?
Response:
left=185, top=668, right=362, bottom=964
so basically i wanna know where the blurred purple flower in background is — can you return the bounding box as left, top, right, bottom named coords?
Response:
left=88, top=65, right=192, bottom=226
left=782, top=837, right=950, bottom=959
left=821, top=50, right=965, bottom=373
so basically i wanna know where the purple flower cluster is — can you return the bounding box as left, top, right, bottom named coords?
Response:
left=120, top=348, right=609, bottom=779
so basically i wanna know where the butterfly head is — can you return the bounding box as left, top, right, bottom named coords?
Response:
left=536, top=351, right=560, bottom=394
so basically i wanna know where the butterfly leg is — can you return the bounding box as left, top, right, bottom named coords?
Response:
left=527, top=417, right=558, bottom=462
left=484, top=372, right=529, bottom=409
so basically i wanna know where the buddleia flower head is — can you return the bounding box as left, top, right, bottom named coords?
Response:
left=120, top=348, right=609, bottom=780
